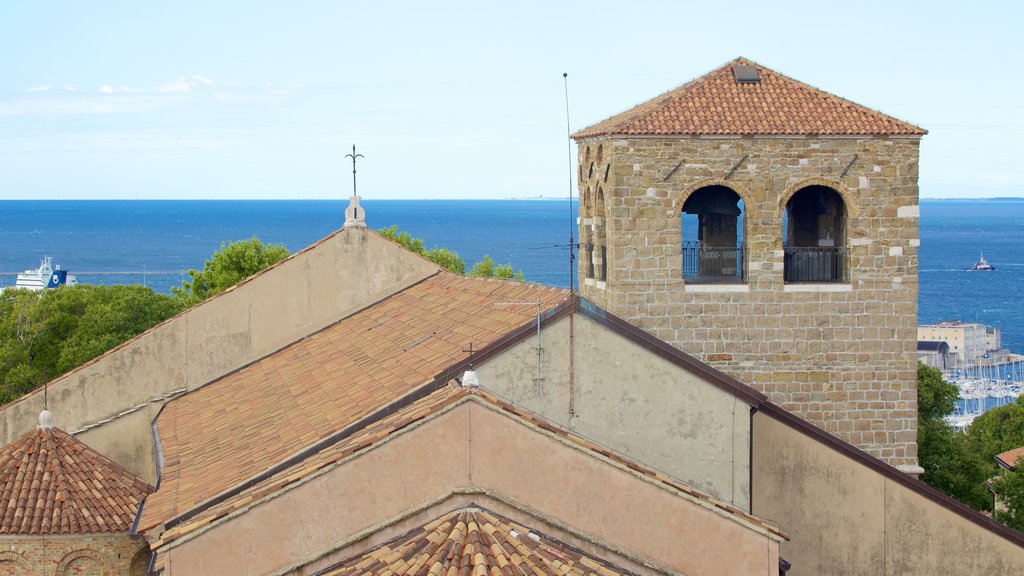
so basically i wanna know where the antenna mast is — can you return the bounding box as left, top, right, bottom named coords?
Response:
left=563, top=73, right=576, bottom=294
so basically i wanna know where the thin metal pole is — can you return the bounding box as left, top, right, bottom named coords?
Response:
left=563, top=73, right=575, bottom=295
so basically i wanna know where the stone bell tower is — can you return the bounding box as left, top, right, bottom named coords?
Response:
left=573, top=58, right=927, bottom=472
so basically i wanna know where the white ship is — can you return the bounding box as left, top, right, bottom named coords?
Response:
left=14, top=256, right=77, bottom=291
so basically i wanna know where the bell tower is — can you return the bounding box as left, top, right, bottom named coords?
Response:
left=574, top=58, right=927, bottom=472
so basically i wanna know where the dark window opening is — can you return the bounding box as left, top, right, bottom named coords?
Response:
left=681, top=186, right=745, bottom=283
left=599, top=245, right=607, bottom=281
left=783, top=185, right=846, bottom=282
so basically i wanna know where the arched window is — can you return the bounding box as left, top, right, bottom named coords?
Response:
left=581, top=187, right=594, bottom=279
left=681, top=185, right=745, bottom=283
left=783, top=185, right=846, bottom=282
left=130, top=546, right=153, bottom=576
left=594, top=187, right=607, bottom=281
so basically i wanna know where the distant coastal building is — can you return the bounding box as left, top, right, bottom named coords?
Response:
left=918, top=321, right=1002, bottom=365
left=917, top=340, right=951, bottom=369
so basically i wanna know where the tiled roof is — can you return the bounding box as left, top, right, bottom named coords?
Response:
left=139, top=273, right=570, bottom=531
left=997, top=447, right=1024, bottom=470
left=573, top=57, right=926, bottom=138
left=148, top=388, right=787, bottom=550
left=0, top=425, right=151, bottom=535
left=317, top=506, right=638, bottom=576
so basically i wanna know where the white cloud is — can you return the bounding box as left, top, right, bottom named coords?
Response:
left=1, top=75, right=288, bottom=118
left=156, top=75, right=217, bottom=93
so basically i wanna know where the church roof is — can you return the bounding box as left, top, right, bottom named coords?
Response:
left=316, top=506, right=638, bottom=576
left=572, top=57, right=927, bottom=138
left=0, top=423, right=151, bottom=535
left=147, top=386, right=787, bottom=549
left=139, top=273, right=570, bottom=531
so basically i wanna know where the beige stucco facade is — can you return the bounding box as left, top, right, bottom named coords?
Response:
left=752, top=411, right=1024, bottom=574
left=918, top=321, right=997, bottom=364
left=480, top=313, right=752, bottom=509
left=156, top=399, right=782, bottom=576
left=576, top=135, right=921, bottom=469
left=0, top=228, right=440, bottom=482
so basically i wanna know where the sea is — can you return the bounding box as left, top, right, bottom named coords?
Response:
left=1, top=198, right=1023, bottom=354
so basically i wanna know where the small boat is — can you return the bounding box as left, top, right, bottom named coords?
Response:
left=965, top=253, right=996, bottom=271
left=14, top=256, right=78, bottom=291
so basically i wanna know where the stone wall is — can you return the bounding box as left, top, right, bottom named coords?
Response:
left=576, top=135, right=921, bottom=468
left=0, top=533, right=149, bottom=576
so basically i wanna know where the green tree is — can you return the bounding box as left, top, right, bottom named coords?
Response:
left=963, top=397, right=1024, bottom=461
left=916, top=363, right=991, bottom=510
left=992, top=460, right=1024, bottom=531
left=469, top=255, right=524, bottom=281
left=377, top=225, right=466, bottom=274
left=377, top=226, right=525, bottom=279
left=0, top=285, right=179, bottom=404
left=173, top=237, right=290, bottom=306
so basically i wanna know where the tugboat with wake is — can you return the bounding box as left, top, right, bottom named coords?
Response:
left=965, top=253, right=996, bottom=272
left=12, top=256, right=78, bottom=291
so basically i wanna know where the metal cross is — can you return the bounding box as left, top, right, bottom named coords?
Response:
left=345, top=145, right=364, bottom=197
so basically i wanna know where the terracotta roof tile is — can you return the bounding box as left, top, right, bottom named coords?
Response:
left=573, top=57, right=926, bottom=138
left=317, top=506, right=638, bottom=576
left=139, top=273, right=569, bottom=531
left=997, top=446, right=1024, bottom=470
left=0, top=426, right=152, bottom=535
left=149, top=388, right=787, bottom=548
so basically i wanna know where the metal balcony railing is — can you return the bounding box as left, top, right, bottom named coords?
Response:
left=682, top=241, right=745, bottom=283
left=783, top=246, right=846, bottom=283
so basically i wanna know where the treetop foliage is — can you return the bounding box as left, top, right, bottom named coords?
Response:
left=0, top=285, right=180, bottom=404
left=0, top=237, right=290, bottom=405
left=377, top=225, right=523, bottom=280
left=172, top=237, right=289, bottom=306
left=916, top=361, right=1024, bottom=528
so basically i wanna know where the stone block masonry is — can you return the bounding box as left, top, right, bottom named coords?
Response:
left=577, top=135, right=921, bottom=469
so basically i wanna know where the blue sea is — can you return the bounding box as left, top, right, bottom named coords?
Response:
left=1, top=198, right=1023, bottom=353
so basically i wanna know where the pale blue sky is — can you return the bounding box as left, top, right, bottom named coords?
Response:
left=0, top=1, right=1020, bottom=199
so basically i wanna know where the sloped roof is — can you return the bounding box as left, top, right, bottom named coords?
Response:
left=0, top=424, right=151, bottom=535
left=997, top=447, right=1024, bottom=471
left=140, top=273, right=570, bottom=531
left=147, top=387, right=786, bottom=549
left=573, top=57, right=926, bottom=138
left=316, top=506, right=638, bottom=576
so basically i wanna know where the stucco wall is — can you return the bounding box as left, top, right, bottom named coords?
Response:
left=576, top=136, right=921, bottom=469
left=478, top=313, right=752, bottom=509
left=752, top=412, right=1024, bottom=574
left=0, top=228, right=439, bottom=481
left=159, top=400, right=779, bottom=576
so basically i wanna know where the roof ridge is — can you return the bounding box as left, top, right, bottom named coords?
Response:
left=745, top=57, right=927, bottom=135
left=572, top=58, right=738, bottom=139
left=0, top=426, right=150, bottom=535
left=573, top=57, right=926, bottom=138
